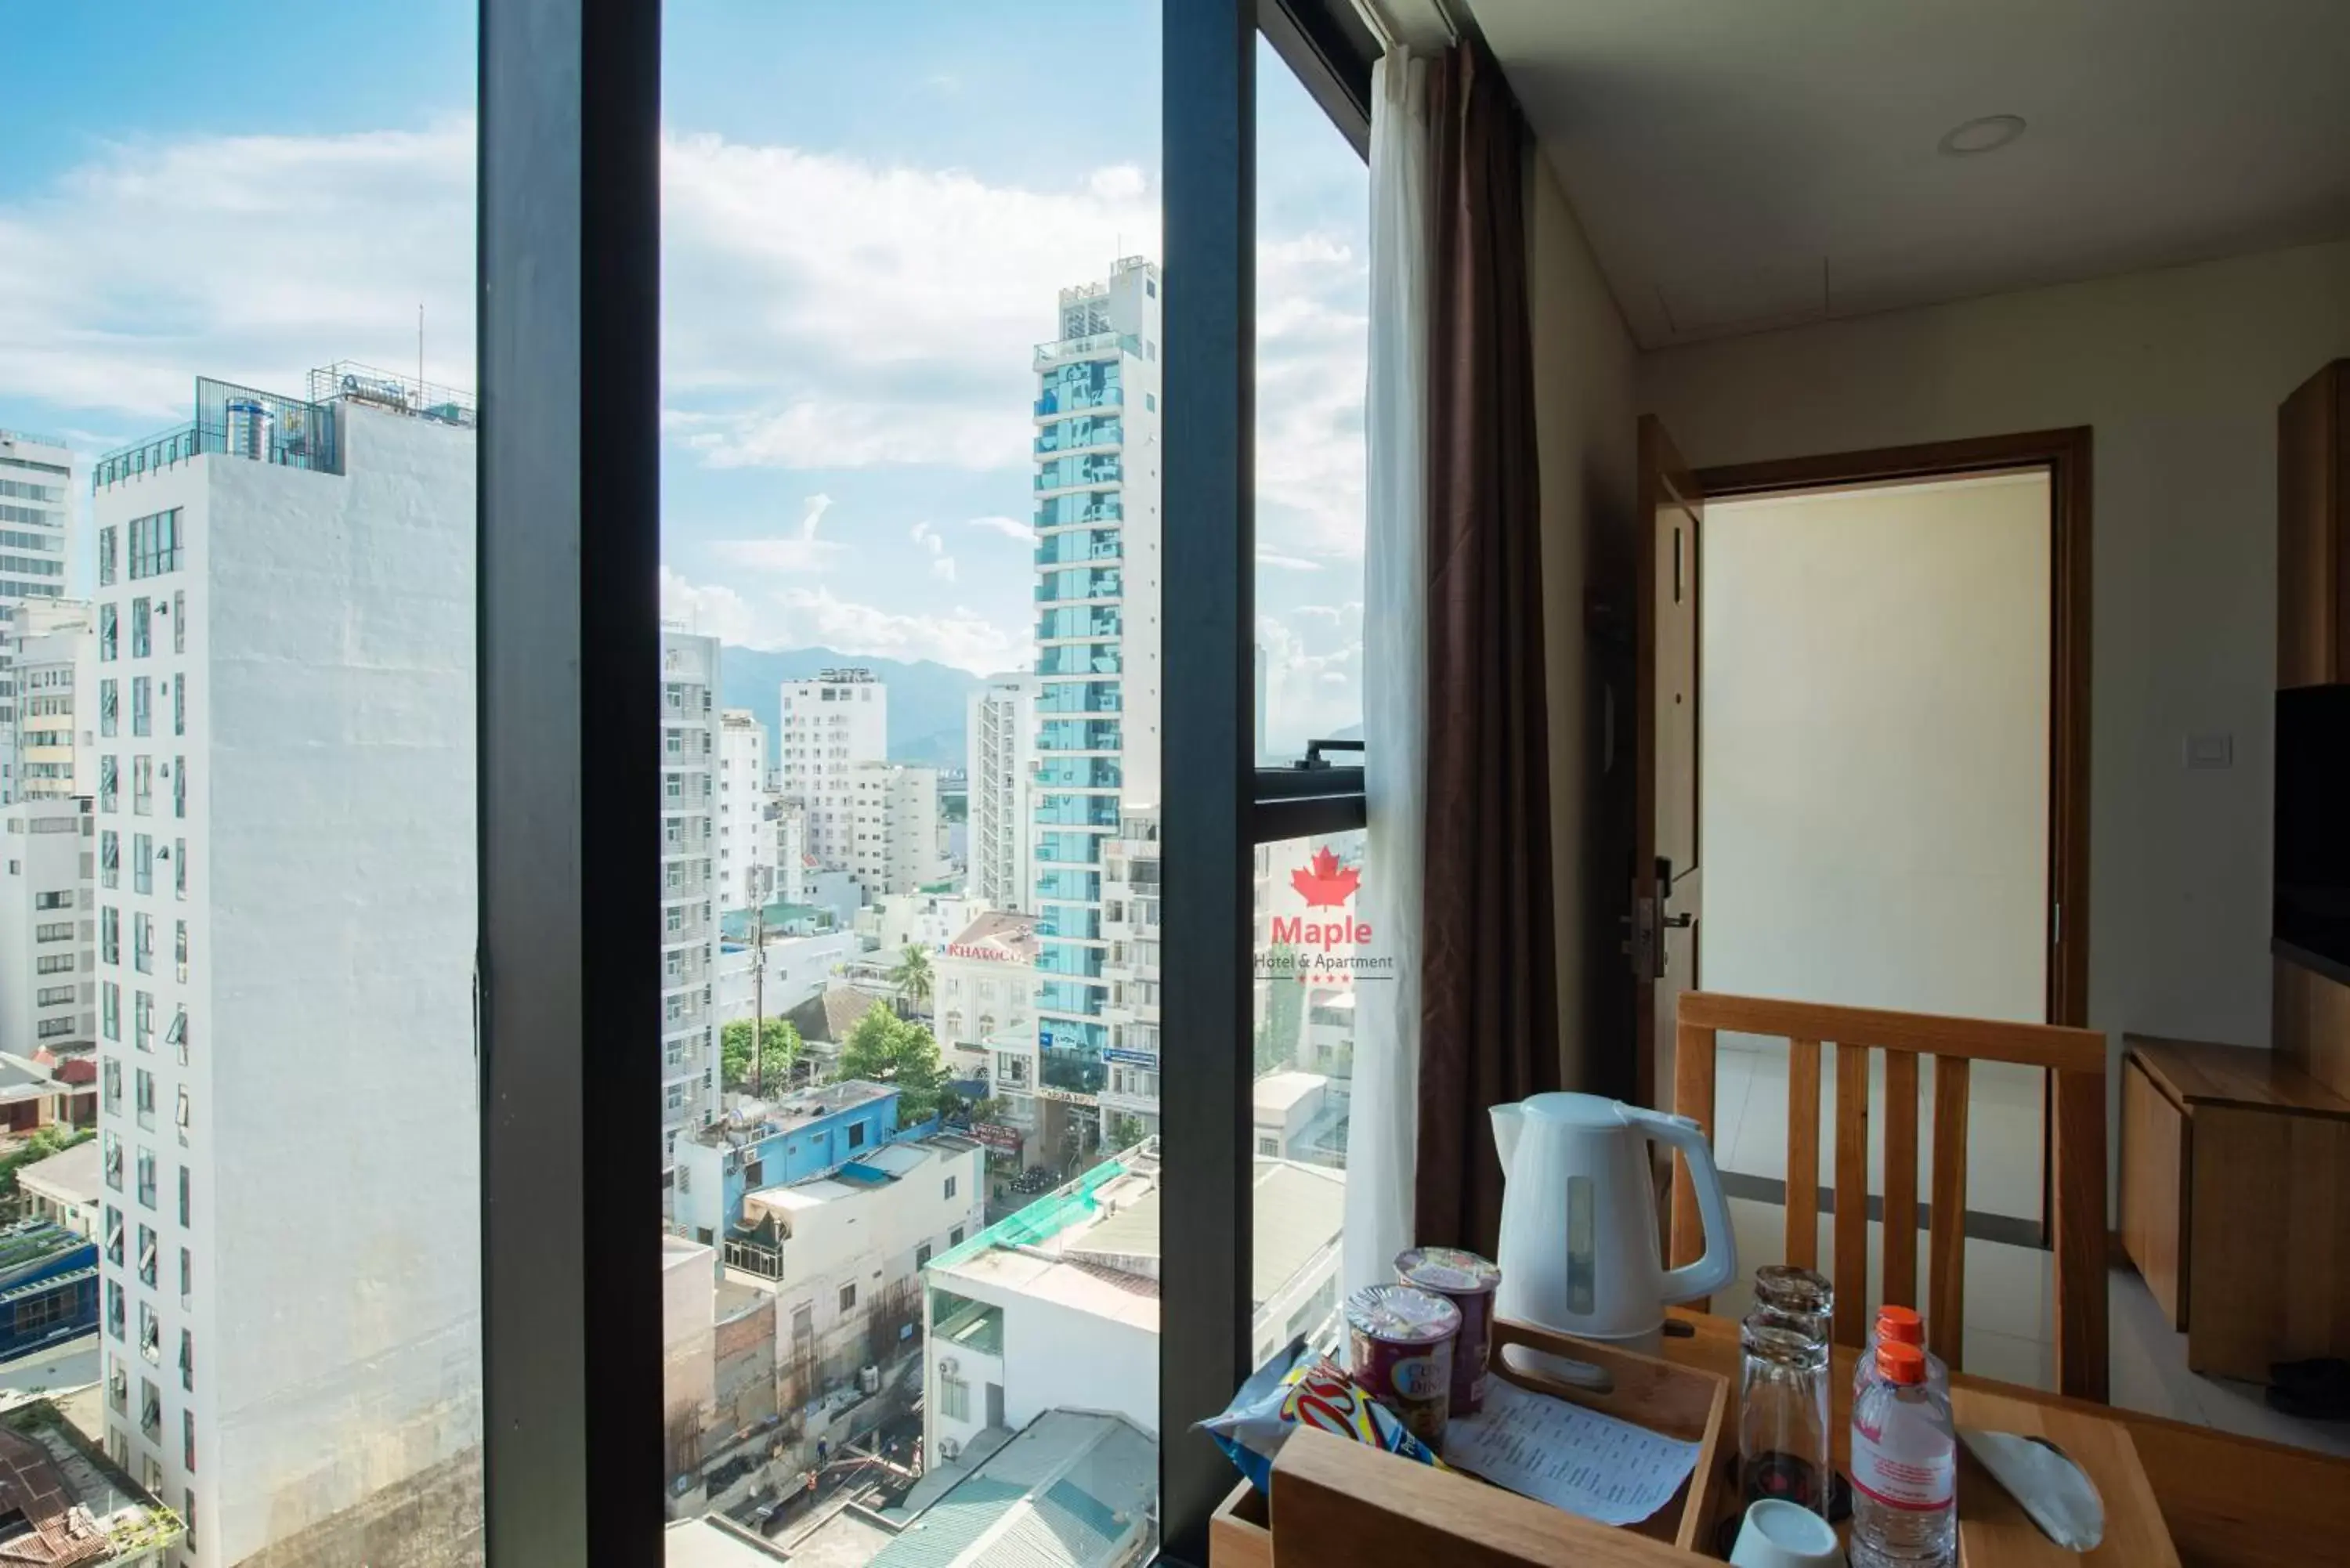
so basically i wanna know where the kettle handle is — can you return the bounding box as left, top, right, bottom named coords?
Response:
left=1623, top=1105, right=1738, bottom=1304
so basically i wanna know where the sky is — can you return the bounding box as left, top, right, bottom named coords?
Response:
left=0, top=0, right=1369, bottom=756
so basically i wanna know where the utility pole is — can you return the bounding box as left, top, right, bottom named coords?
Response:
left=752, top=902, right=767, bottom=1099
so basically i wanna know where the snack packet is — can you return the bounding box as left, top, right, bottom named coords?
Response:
left=1199, top=1348, right=1451, bottom=1495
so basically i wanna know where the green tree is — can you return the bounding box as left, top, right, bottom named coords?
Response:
left=1108, top=1113, right=1146, bottom=1151
left=0, top=1125, right=90, bottom=1199
left=834, top=1002, right=953, bottom=1122
left=888, top=943, right=935, bottom=1017
left=720, top=1017, right=801, bottom=1095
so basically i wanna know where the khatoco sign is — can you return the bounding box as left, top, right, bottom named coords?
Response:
left=1258, top=844, right=1395, bottom=981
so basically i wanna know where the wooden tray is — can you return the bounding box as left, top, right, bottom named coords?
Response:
left=1209, top=1318, right=1730, bottom=1566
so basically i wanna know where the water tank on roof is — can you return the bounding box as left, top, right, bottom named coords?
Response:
left=225, top=399, right=269, bottom=461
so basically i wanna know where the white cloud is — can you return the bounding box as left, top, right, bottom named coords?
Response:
left=965, top=515, right=1031, bottom=540
left=660, top=565, right=762, bottom=645
left=660, top=569, right=1020, bottom=674
left=710, top=493, right=843, bottom=573
left=1253, top=233, right=1370, bottom=565
left=1256, top=605, right=1365, bottom=754
left=1256, top=549, right=1325, bottom=572
left=931, top=555, right=957, bottom=582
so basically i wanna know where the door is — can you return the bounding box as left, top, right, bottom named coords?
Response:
left=985, top=1381, right=1004, bottom=1430
left=1632, top=416, right=1704, bottom=1111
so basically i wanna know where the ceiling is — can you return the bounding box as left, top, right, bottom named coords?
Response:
left=1460, top=0, right=2350, bottom=348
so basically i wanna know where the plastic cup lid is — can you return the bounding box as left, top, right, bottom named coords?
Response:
left=1344, top=1284, right=1462, bottom=1345
left=1394, top=1245, right=1502, bottom=1295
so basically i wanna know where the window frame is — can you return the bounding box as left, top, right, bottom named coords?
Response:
left=472, top=2, right=1374, bottom=1563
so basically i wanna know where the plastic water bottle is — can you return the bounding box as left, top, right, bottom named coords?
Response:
left=1849, top=1341, right=1956, bottom=1567
left=1855, top=1305, right=1948, bottom=1401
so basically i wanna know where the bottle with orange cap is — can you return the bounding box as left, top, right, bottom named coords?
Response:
left=1855, top=1305, right=1948, bottom=1400
left=1849, top=1338, right=1957, bottom=1566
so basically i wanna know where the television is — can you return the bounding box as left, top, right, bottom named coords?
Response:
left=2276, top=685, right=2350, bottom=979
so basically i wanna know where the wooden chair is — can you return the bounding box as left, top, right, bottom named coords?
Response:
left=1666, top=991, right=2110, bottom=1403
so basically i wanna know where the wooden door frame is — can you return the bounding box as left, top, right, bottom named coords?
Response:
left=1691, top=427, right=2094, bottom=1034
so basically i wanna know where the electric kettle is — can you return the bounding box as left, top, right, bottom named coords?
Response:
left=1491, top=1093, right=1736, bottom=1356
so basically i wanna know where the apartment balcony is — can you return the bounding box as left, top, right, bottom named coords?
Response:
left=1036, top=681, right=1122, bottom=716
left=1033, top=416, right=1123, bottom=457
left=1036, top=642, right=1122, bottom=677
left=1033, top=330, right=1137, bottom=370
left=1036, top=609, right=1122, bottom=645
left=1036, top=794, right=1121, bottom=828
left=1033, top=455, right=1123, bottom=494
left=1039, top=719, right=1122, bottom=754
left=1035, top=567, right=1123, bottom=605
left=1036, top=497, right=1123, bottom=531
left=1035, top=530, right=1123, bottom=569
left=722, top=1234, right=784, bottom=1281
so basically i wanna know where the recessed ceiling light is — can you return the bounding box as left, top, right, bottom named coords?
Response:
left=1940, top=114, right=2027, bottom=157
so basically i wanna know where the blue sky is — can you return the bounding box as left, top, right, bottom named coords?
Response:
left=0, top=1, right=1368, bottom=753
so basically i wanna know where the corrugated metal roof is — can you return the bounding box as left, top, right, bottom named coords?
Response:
left=866, top=1413, right=1152, bottom=1568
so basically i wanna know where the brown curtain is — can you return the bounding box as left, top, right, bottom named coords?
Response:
left=1414, top=41, right=1560, bottom=1258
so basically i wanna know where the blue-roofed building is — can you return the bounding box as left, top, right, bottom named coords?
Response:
left=0, top=1219, right=98, bottom=1359
left=671, top=1080, right=906, bottom=1245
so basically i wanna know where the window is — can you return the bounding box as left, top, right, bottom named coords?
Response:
left=837, top=1283, right=856, bottom=1313
left=138, top=1223, right=157, bottom=1286
left=99, top=602, right=116, bottom=661
left=949, top=1225, right=965, bottom=1248
left=99, top=754, right=117, bottom=813
left=938, top=1371, right=969, bottom=1422
left=175, top=838, right=187, bottom=901
left=101, top=829, right=118, bottom=889
left=846, top=1122, right=866, bottom=1151
left=136, top=1149, right=156, bottom=1210
left=99, top=526, right=118, bottom=586
left=101, top=907, right=118, bottom=965
left=943, top=1175, right=957, bottom=1201
left=914, top=1242, right=932, bottom=1270
left=134, top=912, right=154, bottom=973
left=174, top=674, right=185, bottom=735
left=103, top=984, right=121, bottom=1043
left=136, top=1068, right=156, bottom=1128
left=133, top=755, right=152, bottom=815
left=103, top=1135, right=122, bottom=1194
left=134, top=833, right=153, bottom=894
left=173, top=591, right=185, bottom=655
left=130, top=508, right=183, bottom=579
left=132, top=597, right=151, bottom=658
left=132, top=677, right=151, bottom=736
left=100, top=678, right=118, bottom=737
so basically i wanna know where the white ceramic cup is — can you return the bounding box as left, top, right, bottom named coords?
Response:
left=1729, top=1498, right=1846, bottom=1568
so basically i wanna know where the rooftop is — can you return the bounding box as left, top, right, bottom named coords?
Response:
left=929, top=1148, right=1343, bottom=1327
left=1251, top=1071, right=1329, bottom=1118
left=866, top=1411, right=1154, bottom=1568
left=741, top=1134, right=978, bottom=1221
left=940, top=912, right=1039, bottom=966
left=0, top=1394, right=183, bottom=1563
left=693, top=1080, right=898, bottom=1149
left=16, top=1140, right=100, bottom=1207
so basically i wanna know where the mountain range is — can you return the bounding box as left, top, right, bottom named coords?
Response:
left=718, top=645, right=994, bottom=770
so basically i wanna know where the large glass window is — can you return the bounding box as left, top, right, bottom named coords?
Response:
left=5, top=9, right=485, bottom=1562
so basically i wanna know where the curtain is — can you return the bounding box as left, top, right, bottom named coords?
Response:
left=1415, top=40, right=1560, bottom=1258
left=1345, top=46, right=1433, bottom=1298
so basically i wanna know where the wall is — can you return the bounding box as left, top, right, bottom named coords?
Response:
left=1644, top=237, right=2350, bottom=1059
left=1701, top=475, right=2051, bottom=1023
left=1524, top=150, right=1640, bottom=1090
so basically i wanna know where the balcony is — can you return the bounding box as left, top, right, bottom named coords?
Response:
left=1037, top=643, right=1122, bottom=677
left=1034, top=455, right=1123, bottom=493
left=1034, top=417, right=1123, bottom=457
left=1035, top=530, right=1123, bottom=569
left=1036, top=609, right=1122, bottom=644
left=1036, top=567, right=1123, bottom=605
left=1039, top=719, right=1122, bottom=753
left=1033, top=330, right=1137, bottom=369
left=1037, top=681, right=1122, bottom=716
left=723, top=1234, right=784, bottom=1281
left=1036, top=497, right=1123, bottom=530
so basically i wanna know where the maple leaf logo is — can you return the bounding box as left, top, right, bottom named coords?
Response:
left=1291, top=846, right=1361, bottom=908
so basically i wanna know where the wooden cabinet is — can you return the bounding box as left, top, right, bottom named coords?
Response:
left=2120, top=1058, right=2187, bottom=1325
left=2279, top=359, right=2350, bottom=687
left=2120, top=1036, right=2350, bottom=1380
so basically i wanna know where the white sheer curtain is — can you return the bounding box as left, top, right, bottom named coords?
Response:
left=1344, top=46, right=1432, bottom=1298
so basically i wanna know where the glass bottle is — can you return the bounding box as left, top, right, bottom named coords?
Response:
left=1739, top=1266, right=1834, bottom=1514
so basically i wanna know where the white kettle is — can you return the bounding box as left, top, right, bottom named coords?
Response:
left=1491, top=1093, right=1736, bottom=1356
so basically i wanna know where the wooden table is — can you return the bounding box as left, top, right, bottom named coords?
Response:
left=1664, top=1308, right=2350, bottom=1566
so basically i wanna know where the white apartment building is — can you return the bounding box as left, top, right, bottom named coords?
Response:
left=716, top=708, right=774, bottom=915
left=776, top=669, right=886, bottom=870
left=663, top=631, right=725, bottom=1151
left=88, top=370, right=479, bottom=1566
left=0, top=429, right=74, bottom=806
left=0, top=797, right=92, bottom=1060
left=772, top=800, right=809, bottom=908
left=848, top=761, right=945, bottom=898
left=9, top=601, right=93, bottom=800
left=1098, top=808, right=1162, bottom=1138
left=723, top=1133, right=985, bottom=1400
left=920, top=1149, right=1343, bottom=1469
left=966, top=676, right=1037, bottom=913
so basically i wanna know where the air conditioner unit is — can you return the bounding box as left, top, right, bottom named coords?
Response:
left=937, top=1356, right=959, bottom=1378
left=939, top=1438, right=960, bottom=1461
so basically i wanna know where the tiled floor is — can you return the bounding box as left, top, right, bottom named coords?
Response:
left=1708, top=1038, right=2047, bottom=1220
left=1709, top=1194, right=2350, bottom=1459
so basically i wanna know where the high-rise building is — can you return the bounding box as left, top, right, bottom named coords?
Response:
left=776, top=669, right=886, bottom=871
left=0, top=797, right=93, bottom=1060
left=848, top=761, right=946, bottom=898
left=716, top=707, right=773, bottom=915
left=1099, top=807, right=1162, bottom=1137
left=1030, top=258, right=1162, bottom=1094
left=661, top=631, right=724, bottom=1152
left=967, top=675, right=1038, bottom=912
left=0, top=429, right=75, bottom=807
left=9, top=599, right=93, bottom=800
left=88, top=370, right=479, bottom=1565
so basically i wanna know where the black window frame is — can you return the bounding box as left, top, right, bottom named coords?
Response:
left=475, top=0, right=1377, bottom=1563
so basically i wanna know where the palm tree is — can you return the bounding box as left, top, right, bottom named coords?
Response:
left=889, top=942, right=935, bottom=1018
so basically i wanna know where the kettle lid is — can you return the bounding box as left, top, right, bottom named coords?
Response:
left=1516, top=1092, right=1636, bottom=1128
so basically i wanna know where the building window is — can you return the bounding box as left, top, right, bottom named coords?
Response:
left=131, top=598, right=150, bottom=659
left=129, top=509, right=182, bottom=580
left=103, top=1135, right=122, bottom=1194
left=172, top=591, right=184, bottom=655
left=938, top=1371, right=969, bottom=1422
left=101, top=829, right=119, bottom=889
left=175, top=839, right=186, bottom=901
left=183, top=1407, right=197, bottom=1472
left=138, top=1303, right=160, bottom=1364
left=177, top=1166, right=189, bottom=1227
left=949, top=1226, right=965, bottom=1248
left=134, top=833, right=153, bottom=894
left=99, top=679, right=118, bottom=738
left=132, top=677, right=151, bottom=737
left=172, top=675, right=184, bottom=736
left=136, top=1149, right=156, bottom=1210
left=943, top=1175, right=957, bottom=1201
left=101, top=907, right=119, bottom=966
left=132, top=755, right=152, bottom=816
left=99, top=526, right=118, bottom=586
left=105, top=1281, right=123, bottom=1341
left=134, top=913, right=154, bottom=974
left=137, top=1223, right=157, bottom=1286
left=99, top=603, right=116, bottom=662
left=181, top=1330, right=194, bottom=1394
left=99, top=755, right=117, bottom=814
left=915, top=1242, right=931, bottom=1270
left=847, top=1122, right=866, bottom=1150
left=837, top=1282, right=856, bottom=1313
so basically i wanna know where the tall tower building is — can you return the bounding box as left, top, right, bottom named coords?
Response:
left=88, top=370, right=478, bottom=1565
left=661, top=631, right=723, bottom=1151
left=1029, top=257, right=1162, bottom=1088
left=9, top=599, right=94, bottom=800
left=716, top=707, right=773, bottom=915
left=0, top=429, right=75, bottom=806
left=776, top=668, right=886, bottom=871
left=848, top=761, right=946, bottom=898
left=967, top=675, right=1038, bottom=912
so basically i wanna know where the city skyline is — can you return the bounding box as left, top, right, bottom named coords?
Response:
left=0, top=0, right=1368, bottom=760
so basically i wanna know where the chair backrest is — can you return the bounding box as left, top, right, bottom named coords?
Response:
left=1668, top=991, right=2110, bottom=1404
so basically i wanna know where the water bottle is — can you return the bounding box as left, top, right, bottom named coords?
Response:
left=1855, top=1305, right=1948, bottom=1401
left=1849, top=1341, right=1956, bottom=1567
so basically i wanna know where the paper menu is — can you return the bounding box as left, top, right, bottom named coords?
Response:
left=1439, top=1377, right=1705, bottom=1528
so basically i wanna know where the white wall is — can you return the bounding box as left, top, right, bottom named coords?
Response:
left=1701, top=475, right=2051, bottom=1022
left=1644, top=237, right=2350, bottom=1057
left=1526, top=150, right=1640, bottom=1089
